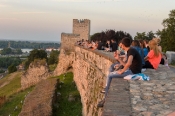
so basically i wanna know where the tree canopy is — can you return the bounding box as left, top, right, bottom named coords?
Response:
left=8, top=64, right=17, bottom=74
left=90, top=30, right=132, bottom=44
left=0, top=57, right=22, bottom=68
left=134, top=31, right=155, bottom=40
left=48, top=50, right=60, bottom=65
left=0, top=48, right=22, bottom=55
left=24, top=49, right=48, bottom=69
left=157, top=9, right=175, bottom=52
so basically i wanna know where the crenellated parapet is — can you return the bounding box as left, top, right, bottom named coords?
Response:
left=73, top=19, right=90, bottom=40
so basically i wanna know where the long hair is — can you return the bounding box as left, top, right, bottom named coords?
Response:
left=139, top=40, right=146, bottom=48
left=152, top=37, right=161, bottom=45
left=131, top=40, right=140, bottom=47
left=149, top=40, right=161, bottom=57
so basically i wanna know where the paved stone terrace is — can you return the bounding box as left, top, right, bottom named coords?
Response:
left=92, top=50, right=175, bottom=116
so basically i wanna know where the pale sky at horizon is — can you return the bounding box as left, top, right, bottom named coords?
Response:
left=0, top=0, right=175, bottom=42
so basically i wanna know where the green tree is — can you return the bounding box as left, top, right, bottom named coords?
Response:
left=0, top=57, right=22, bottom=68
left=1, top=48, right=12, bottom=55
left=15, top=49, right=23, bottom=54
left=48, top=50, right=60, bottom=65
left=146, top=31, right=155, bottom=40
left=158, top=9, right=175, bottom=52
left=24, top=49, right=48, bottom=69
left=134, top=32, right=147, bottom=40
left=90, top=30, right=132, bottom=45
left=8, top=64, right=17, bottom=74
left=134, top=31, right=155, bottom=40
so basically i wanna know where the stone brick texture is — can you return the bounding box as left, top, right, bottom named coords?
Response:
left=21, top=60, right=51, bottom=89
left=54, top=46, right=115, bottom=116
left=73, top=19, right=90, bottom=40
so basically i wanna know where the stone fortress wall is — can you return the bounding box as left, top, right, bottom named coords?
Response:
left=54, top=19, right=175, bottom=116
left=54, top=47, right=113, bottom=116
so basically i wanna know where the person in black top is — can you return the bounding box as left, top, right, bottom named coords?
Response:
left=111, top=39, right=118, bottom=52
left=97, top=37, right=142, bottom=107
left=97, top=40, right=103, bottom=50
left=104, top=40, right=111, bottom=51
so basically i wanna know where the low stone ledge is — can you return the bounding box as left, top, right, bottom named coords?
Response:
left=75, top=46, right=116, bottom=63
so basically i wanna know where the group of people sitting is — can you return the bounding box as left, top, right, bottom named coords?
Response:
left=97, top=37, right=169, bottom=107
left=76, top=39, right=118, bottom=52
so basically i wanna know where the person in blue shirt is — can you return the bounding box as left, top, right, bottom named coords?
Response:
left=131, top=40, right=145, bottom=66
left=139, top=39, right=148, bottom=57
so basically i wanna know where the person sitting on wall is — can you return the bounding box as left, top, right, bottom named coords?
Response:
left=97, top=40, right=104, bottom=50
left=92, top=40, right=98, bottom=50
left=131, top=40, right=145, bottom=66
left=152, top=37, right=165, bottom=65
left=144, top=39, right=150, bottom=52
left=142, top=39, right=161, bottom=69
left=108, top=42, right=127, bottom=73
left=104, top=40, right=111, bottom=52
left=111, top=39, right=118, bottom=52
left=87, top=40, right=93, bottom=48
left=97, top=37, right=142, bottom=107
left=83, top=40, right=89, bottom=48
left=139, top=39, right=148, bottom=57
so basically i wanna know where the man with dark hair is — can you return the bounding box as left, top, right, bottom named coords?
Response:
left=97, top=37, right=142, bottom=107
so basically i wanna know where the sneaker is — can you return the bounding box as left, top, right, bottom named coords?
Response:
left=97, top=99, right=105, bottom=108
left=141, top=68, right=146, bottom=72
left=100, top=88, right=106, bottom=93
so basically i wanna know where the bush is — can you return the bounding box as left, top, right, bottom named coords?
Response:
left=24, top=49, right=47, bottom=69
left=8, top=64, right=17, bottom=74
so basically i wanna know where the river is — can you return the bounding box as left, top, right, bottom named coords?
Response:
left=0, top=48, right=33, bottom=53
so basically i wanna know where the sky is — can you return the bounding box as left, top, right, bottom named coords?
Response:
left=0, top=0, right=175, bottom=42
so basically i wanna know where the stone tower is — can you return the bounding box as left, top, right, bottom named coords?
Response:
left=8, top=42, right=11, bottom=48
left=73, top=19, right=90, bottom=40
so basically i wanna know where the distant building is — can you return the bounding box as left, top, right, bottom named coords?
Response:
left=8, top=42, right=15, bottom=50
left=46, top=48, right=60, bottom=52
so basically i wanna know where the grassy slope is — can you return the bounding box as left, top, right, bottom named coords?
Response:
left=0, top=87, right=34, bottom=116
left=0, top=72, right=21, bottom=97
left=0, top=72, right=34, bottom=116
left=52, top=72, right=82, bottom=116
left=0, top=71, right=82, bottom=116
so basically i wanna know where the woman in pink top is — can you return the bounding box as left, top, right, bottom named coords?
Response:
left=142, top=40, right=161, bottom=69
